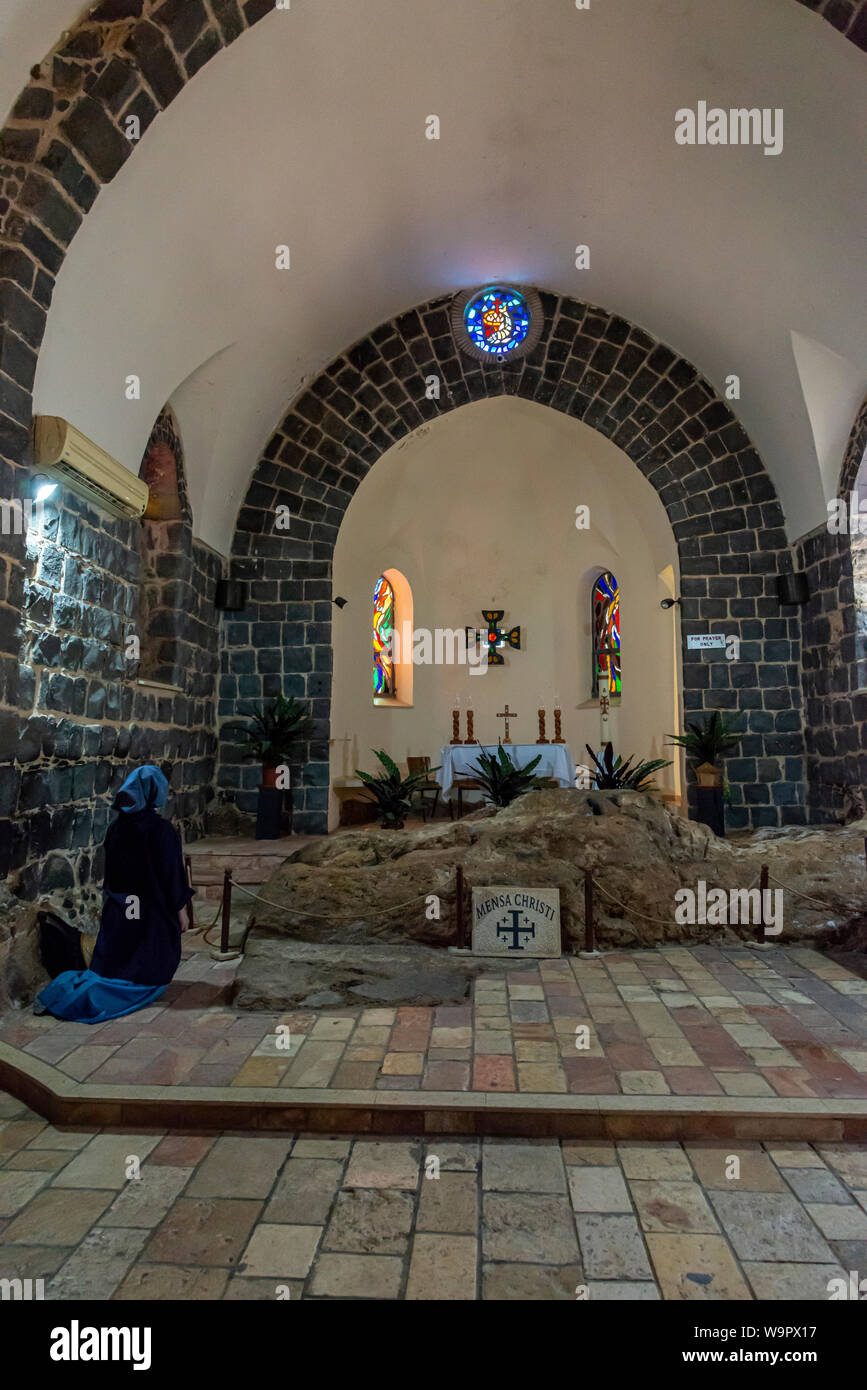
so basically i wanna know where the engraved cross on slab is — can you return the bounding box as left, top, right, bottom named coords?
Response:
left=497, top=704, right=516, bottom=744
left=497, top=909, right=536, bottom=951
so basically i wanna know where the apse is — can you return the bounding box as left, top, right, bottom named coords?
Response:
left=330, top=396, right=681, bottom=828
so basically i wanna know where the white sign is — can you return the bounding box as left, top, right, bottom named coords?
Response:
left=471, top=887, right=561, bottom=958
left=687, top=634, right=727, bottom=650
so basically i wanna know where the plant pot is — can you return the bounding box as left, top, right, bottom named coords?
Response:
left=256, top=786, right=285, bottom=839
left=695, top=761, right=722, bottom=789
left=261, top=762, right=279, bottom=789
left=695, top=786, right=725, bottom=837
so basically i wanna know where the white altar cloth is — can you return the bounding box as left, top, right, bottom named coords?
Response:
left=437, top=743, right=576, bottom=799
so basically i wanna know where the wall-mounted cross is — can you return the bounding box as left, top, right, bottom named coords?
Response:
left=497, top=703, right=516, bottom=744
left=466, top=610, right=521, bottom=667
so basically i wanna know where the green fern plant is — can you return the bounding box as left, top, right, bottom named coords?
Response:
left=471, top=746, right=542, bottom=807
left=355, top=750, right=439, bottom=827
left=584, top=743, right=672, bottom=791
left=226, top=695, right=309, bottom=764
left=667, top=712, right=742, bottom=766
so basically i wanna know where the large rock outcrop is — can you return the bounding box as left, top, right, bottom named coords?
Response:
left=245, top=790, right=867, bottom=952
left=0, top=886, right=46, bottom=1010
left=233, top=939, right=532, bottom=1011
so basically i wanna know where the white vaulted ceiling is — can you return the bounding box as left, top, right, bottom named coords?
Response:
left=4, top=0, right=863, bottom=553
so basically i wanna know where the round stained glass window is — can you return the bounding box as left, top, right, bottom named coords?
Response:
left=452, top=284, right=543, bottom=363
left=464, top=288, right=530, bottom=356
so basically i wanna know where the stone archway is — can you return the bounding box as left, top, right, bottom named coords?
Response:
left=0, top=0, right=858, bottom=694
left=797, top=0, right=867, bottom=48
left=224, top=291, right=805, bottom=833
left=137, top=403, right=197, bottom=688
left=797, top=393, right=867, bottom=821
left=0, top=0, right=851, bottom=887
left=0, top=4, right=274, bottom=824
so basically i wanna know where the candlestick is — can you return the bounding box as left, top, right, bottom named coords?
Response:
left=465, top=708, right=477, bottom=743
left=451, top=708, right=463, bottom=745
left=553, top=707, right=565, bottom=743
left=536, top=708, right=549, bottom=744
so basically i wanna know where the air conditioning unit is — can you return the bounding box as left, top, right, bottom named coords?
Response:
left=32, top=416, right=150, bottom=520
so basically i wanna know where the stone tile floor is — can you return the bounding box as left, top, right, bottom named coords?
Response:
left=1, top=944, right=866, bottom=1099
left=1, top=1086, right=866, bottom=1299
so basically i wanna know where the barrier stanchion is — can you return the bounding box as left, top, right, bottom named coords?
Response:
left=756, top=863, right=769, bottom=943
left=584, top=869, right=595, bottom=954
left=184, top=855, right=194, bottom=930
left=456, top=864, right=466, bottom=949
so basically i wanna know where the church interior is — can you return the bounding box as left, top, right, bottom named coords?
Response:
left=0, top=0, right=866, bottom=1321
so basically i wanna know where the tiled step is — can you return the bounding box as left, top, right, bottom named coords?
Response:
left=184, top=839, right=298, bottom=900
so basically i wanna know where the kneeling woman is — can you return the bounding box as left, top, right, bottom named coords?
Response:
left=36, top=765, right=193, bottom=1023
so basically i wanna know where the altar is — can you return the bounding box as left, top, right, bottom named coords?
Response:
left=437, top=744, right=576, bottom=799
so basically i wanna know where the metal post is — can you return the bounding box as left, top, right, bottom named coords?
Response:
left=584, top=869, right=595, bottom=954
left=220, top=867, right=232, bottom=955
left=456, top=864, right=465, bottom=949
left=184, top=855, right=195, bottom=929
left=756, top=864, right=768, bottom=943
left=863, top=836, right=866, bottom=877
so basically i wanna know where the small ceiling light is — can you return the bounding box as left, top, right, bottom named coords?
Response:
left=333, top=596, right=348, bottom=609
left=31, top=473, right=58, bottom=503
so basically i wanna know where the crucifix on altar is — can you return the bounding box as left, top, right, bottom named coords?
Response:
left=497, top=703, right=516, bottom=744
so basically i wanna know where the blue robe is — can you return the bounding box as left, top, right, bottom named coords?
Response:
left=35, top=805, right=193, bottom=1024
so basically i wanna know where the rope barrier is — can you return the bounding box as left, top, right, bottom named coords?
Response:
left=592, top=879, right=679, bottom=927
left=186, top=899, right=225, bottom=948
left=765, top=871, right=855, bottom=913
left=228, top=876, right=435, bottom=921
left=186, top=856, right=863, bottom=960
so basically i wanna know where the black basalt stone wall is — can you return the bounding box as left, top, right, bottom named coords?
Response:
left=0, top=478, right=221, bottom=902
left=0, top=0, right=857, bottom=880
left=796, top=396, right=867, bottom=823
left=0, top=2, right=275, bottom=902
left=795, top=0, right=867, bottom=49
left=223, top=291, right=808, bottom=833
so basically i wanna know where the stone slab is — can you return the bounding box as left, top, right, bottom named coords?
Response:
left=472, top=887, right=561, bottom=958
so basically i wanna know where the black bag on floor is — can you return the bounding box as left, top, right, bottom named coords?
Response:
left=38, top=911, right=86, bottom=979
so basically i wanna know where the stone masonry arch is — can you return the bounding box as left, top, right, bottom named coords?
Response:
left=796, top=393, right=867, bottom=821
left=0, top=0, right=852, bottom=885
left=223, top=290, right=806, bottom=833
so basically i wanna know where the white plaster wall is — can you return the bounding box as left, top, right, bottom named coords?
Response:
left=0, top=0, right=88, bottom=125
left=330, top=397, right=680, bottom=827
left=25, top=0, right=867, bottom=551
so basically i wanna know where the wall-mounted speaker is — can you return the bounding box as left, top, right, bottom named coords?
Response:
left=215, top=578, right=247, bottom=611
left=775, top=572, right=809, bottom=606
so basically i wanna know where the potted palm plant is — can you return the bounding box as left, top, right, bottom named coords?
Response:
left=667, top=712, right=743, bottom=835
left=227, top=695, right=310, bottom=837
left=584, top=744, right=672, bottom=791
left=356, top=751, right=440, bottom=829
left=229, top=695, right=310, bottom=785
left=471, top=746, right=542, bottom=807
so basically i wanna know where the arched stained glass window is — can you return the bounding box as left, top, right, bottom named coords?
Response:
left=373, top=575, right=395, bottom=697
left=592, top=571, right=621, bottom=697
